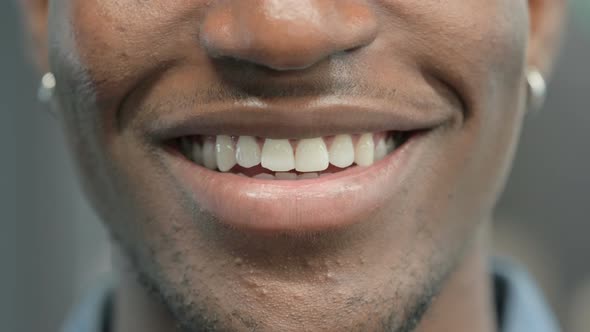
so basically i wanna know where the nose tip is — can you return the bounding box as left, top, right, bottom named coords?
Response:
left=200, top=0, right=378, bottom=71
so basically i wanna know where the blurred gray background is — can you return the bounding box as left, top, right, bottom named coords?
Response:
left=2, top=2, right=589, bottom=332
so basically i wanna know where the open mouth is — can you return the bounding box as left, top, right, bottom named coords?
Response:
left=164, top=128, right=421, bottom=233
left=150, top=100, right=451, bottom=233
left=171, top=131, right=414, bottom=180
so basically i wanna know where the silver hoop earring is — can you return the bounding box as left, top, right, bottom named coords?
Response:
left=38, top=72, right=56, bottom=103
left=526, top=68, right=547, bottom=113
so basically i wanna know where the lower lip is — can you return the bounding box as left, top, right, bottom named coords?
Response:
left=167, top=134, right=422, bottom=234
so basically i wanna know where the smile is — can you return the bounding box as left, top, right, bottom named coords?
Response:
left=151, top=100, right=454, bottom=234
left=165, top=131, right=426, bottom=234
left=175, top=131, right=411, bottom=180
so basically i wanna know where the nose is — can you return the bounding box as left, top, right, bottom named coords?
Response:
left=200, top=0, right=378, bottom=70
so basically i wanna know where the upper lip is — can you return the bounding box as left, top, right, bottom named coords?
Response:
left=145, top=95, right=457, bottom=142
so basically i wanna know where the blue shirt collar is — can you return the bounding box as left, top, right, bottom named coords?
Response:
left=493, top=258, right=561, bottom=332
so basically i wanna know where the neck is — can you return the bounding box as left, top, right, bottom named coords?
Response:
left=112, top=229, right=496, bottom=332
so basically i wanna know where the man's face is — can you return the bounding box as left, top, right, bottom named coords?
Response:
left=34, top=0, right=552, bottom=331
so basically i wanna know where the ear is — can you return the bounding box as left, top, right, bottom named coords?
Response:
left=527, top=0, right=567, bottom=80
left=18, top=0, right=50, bottom=72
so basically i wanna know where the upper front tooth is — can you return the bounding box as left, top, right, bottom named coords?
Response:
left=216, top=135, right=237, bottom=172
left=295, top=138, right=329, bottom=172
left=202, top=138, right=218, bottom=170
left=329, top=134, right=355, bottom=168
left=236, top=136, right=261, bottom=168
left=355, top=133, right=375, bottom=166
left=261, top=139, right=295, bottom=172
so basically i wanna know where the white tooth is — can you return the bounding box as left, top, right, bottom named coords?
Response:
left=261, top=139, right=295, bottom=172
left=236, top=136, right=261, bottom=168
left=374, top=138, right=388, bottom=162
left=191, top=140, right=204, bottom=165
left=320, top=172, right=334, bottom=178
left=216, top=135, right=237, bottom=172
left=254, top=173, right=275, bottom=180
left=355, top=133, right=375, bottom=166
left=202, top=138, right=217, bottom=170
left=295, top=138, right=329, bottom=172
left=329, top=135, right=355, bottom=168
left=275, top=172, right=298, bottom=180
left=298, top=173, right=319, bottom=180
left=386, top=136, right=397, bottom=153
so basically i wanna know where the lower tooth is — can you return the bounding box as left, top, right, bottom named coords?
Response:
left=298, top=173, right=319, bottom=180
left=254, top=173, right=275, bottom=180
left=275, top=172, right=298, bottom=180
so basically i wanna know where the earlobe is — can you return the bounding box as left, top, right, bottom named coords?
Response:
left=18, top=0, right=50, bottom=72
left=527, top=0, right=567, bottom=81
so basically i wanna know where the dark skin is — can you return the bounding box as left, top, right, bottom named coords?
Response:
left=20, top=1, right=565, bottom=331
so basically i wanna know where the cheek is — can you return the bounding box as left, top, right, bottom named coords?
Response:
left=420, top=0, right=529, bottom=104
left=378, top=0, right=530, bottom=252
left=431, top=0, right=529, bottom=197
left=45, top=1, right=182, bottom=229
left=63, top=0, right=208, bottom=107
left=460, top=1, right=530, bottom=204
